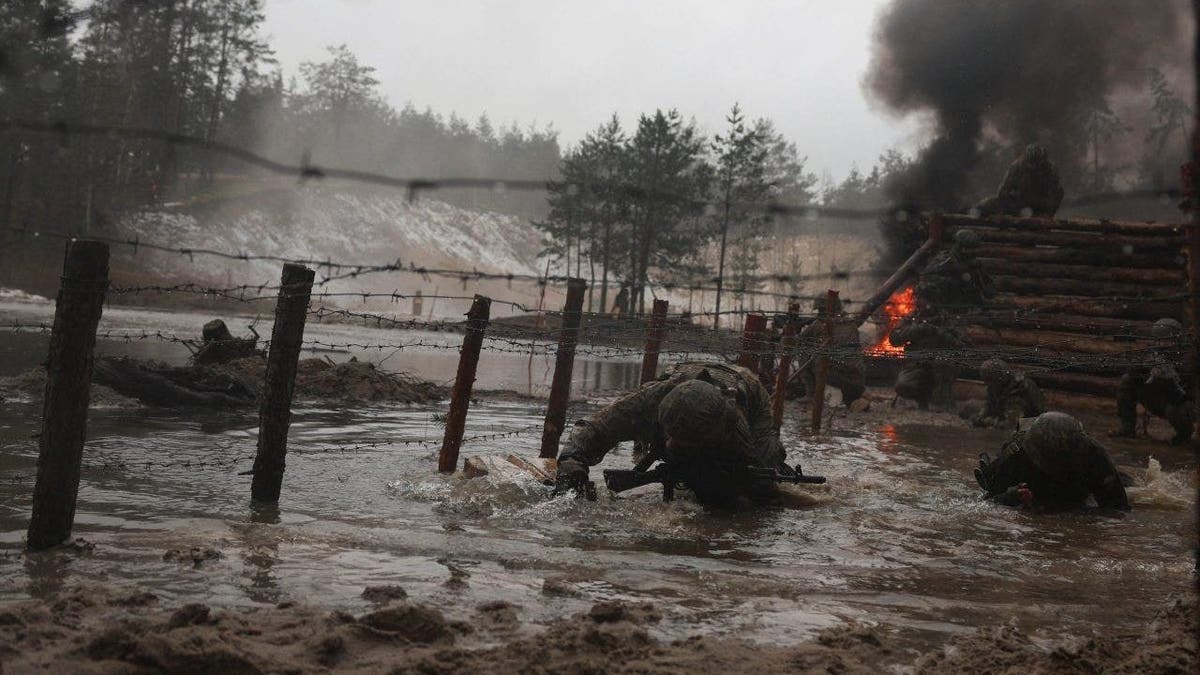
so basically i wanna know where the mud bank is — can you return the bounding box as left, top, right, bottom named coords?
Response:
left=0, top=587, right=1192, bottom=674
left=0, top=356, right=447, bottom=408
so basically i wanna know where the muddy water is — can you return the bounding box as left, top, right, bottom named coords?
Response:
left=0, top=300, right=1195, bottom=652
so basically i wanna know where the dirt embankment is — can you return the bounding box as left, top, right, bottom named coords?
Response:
left=0, top=587, right=1192, bottom=674
left=0, top=356, right=447, bottom=409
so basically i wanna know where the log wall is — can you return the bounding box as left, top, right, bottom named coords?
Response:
left=937, top=213, right=1190, bottom=397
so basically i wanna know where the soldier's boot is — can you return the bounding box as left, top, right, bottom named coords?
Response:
left=1109, top=375, right=1139, bottom=438
left=1165, top=403, right=1194, bottom=445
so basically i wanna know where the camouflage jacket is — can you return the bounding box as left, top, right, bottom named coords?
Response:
left=889, top=317, right=965, bottom=353
left=558, top=362, right=785, bottom=471
left=973, top=374, right=1045, bottom=427
left=916, top=250, right=994, bottom=309
left=974, top=431, right=1129, bottom=511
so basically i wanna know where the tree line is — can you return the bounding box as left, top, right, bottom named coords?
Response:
left=0, top=0, right=560, bottom=237
left=536, top=105, right=818, bottom=324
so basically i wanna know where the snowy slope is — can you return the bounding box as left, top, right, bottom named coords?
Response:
left=116, top=185, right=549, bottom=317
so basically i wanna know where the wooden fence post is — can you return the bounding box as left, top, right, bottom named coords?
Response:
left=439, top=295, right=491, bottom=473
left=735, top=313, right=768, bottom=372
left=811, top=290, right=838, bottom=433
left=27, top=240, right=109, bottom=551
left=640, top=298, right=669, bottom=384
left=250, top=263, right=314, bottom=503
left=540, top=278, right=587, bottom=458
left=771, top=302, right=801, bottom=430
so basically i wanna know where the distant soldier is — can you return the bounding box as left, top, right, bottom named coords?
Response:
left=796, top=295, right=866, bottom=407
left=889, top=315, right=965, bottom=409
left=611, top=283, right=630, bottom=316
left=1111, top=318, right=1194, bottom=444
left=915, top=228, right=994, bottom=311
left=971, top=358, right=1045, bottom=429
left=974, top=144, right=1065, bottom=218
left=192, top=319, right=260, bottom=366
left=553, top=362, right=792, bottom=508
left=975, top=412, right=1130, bottom=512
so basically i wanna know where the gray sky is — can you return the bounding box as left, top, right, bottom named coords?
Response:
left=263, top=0, right=921, bottom=181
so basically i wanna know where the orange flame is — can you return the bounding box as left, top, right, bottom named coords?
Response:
left=865, top=286, right=916, bottom=357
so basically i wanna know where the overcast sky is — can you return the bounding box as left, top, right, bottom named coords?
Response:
left=263, top=0, right=922, bottom=182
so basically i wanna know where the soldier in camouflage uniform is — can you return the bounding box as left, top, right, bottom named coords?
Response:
left=796, top=295, right=866, bottom=406
left=1111, top=318, right=1194, bottom=444
left=890, top=229, right=991, bottom=409
left=971, top=358, right=1045, bottom=429
left=974, top=144, right=1065, bottom=218
left=974, top=412, right=1129, bottom=512
left=915, top=229, right=994, bottom=310
left=889, top=316, right=965, bottom=409
left=554, top=362, right=787, bottom=508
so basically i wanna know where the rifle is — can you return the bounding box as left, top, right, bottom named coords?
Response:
left=602, top=462, right=826, bottom=502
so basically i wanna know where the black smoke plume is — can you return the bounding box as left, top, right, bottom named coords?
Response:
left=866, top=0, right=1191, bottom=210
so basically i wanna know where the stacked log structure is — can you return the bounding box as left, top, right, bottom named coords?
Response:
left=936, top=212, right=1190, bottom=398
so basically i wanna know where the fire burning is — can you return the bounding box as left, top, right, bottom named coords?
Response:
left=866, top=286, right=916, bottom=357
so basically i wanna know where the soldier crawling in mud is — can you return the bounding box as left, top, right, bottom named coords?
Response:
left=975, top=412, right=1130, bottom=512
left=192, top=319, right=261, bottom=366
left=970, top=358, right=1045, bottom=429
left=795, top=294, right=866, bottom=408
left=889, top=229, right=990, bottom=409
left=1110, top=318, right=1194, bottom=445
left=553, top=362, right=801, bottom=508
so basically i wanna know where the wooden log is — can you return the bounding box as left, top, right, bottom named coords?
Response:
left=439, top=295, right=491, bottom=472
left=964, top=325, right=1154, bottom=356
left=639, top=298, right=669, bottom=384
left=961, top=311, right=1154, bottom=336
left=988, top=294, right=1184, bottom=322
left=540, top=279, right=586, bottom=459
left=853, top=215, right=943, bottom=325
left=991, top=275, right=1185, bottom=299
left=27, top=240, right=109, bottom=551
left=976, top=244, right=1186, bottom=270
left=978, top=259, right=1185, bottom=285
left=1026, top=371, right=1120, bottom=398
left=771, top=303, right=800, bottom=430
left=959, top=226, right=1185, bottom=251
left=941, top=212, right=1186, bottom=236
left=250, top=263, right=314, bottom=503
left=735, top=313, right=768, bottom=372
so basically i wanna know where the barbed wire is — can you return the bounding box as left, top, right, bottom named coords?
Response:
left=2, top=120, right=1187, bottom=220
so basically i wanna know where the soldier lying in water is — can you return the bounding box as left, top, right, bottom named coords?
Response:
left=974, top=412, right=1130, bottom=513
left=971, top=358, right=1045, bottom=429
left=553, top=362, right=809, bottom=509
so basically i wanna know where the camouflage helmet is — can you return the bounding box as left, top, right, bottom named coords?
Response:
left=1152, top=318, right=1183, bottom=339
left=978, top=357, right=1013, bottom=384
left=658, top=379, right=738, bottom=450
left=953, top=228, right=982, bottom=249
left=1023, top=412, right=1095, bottom=479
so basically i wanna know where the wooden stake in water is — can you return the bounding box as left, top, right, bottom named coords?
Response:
left=27, top=240, right=109, bottom=551
left=640, top=299, right=669, bottom=384
left=735, top=313, right=768, bottom=372
left=250, top=263, right=314, bottom=503
left=540, top=278, right=587, bottom=458
left=771, top=302, right=801, bottom=430
left=439, top=295, right=491, bottom=473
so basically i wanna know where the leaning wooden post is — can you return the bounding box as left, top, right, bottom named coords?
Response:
left=735, top=313, right=768, bottom=372
left=640, top=298, right=669, bottom=384
left=810, top=290, right=838, bottom=433
left=771, top=302, right=801, bottom=430
left=27, top=240, right=109, bottom=551
left=439, top=295, right=491, bottom=473
left=540, top=278, right=587, bottom=458
left=250, top=263, right=315, bottom=503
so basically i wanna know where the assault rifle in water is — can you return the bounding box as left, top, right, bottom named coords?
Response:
left=602, top=462, right=826, bottom=502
